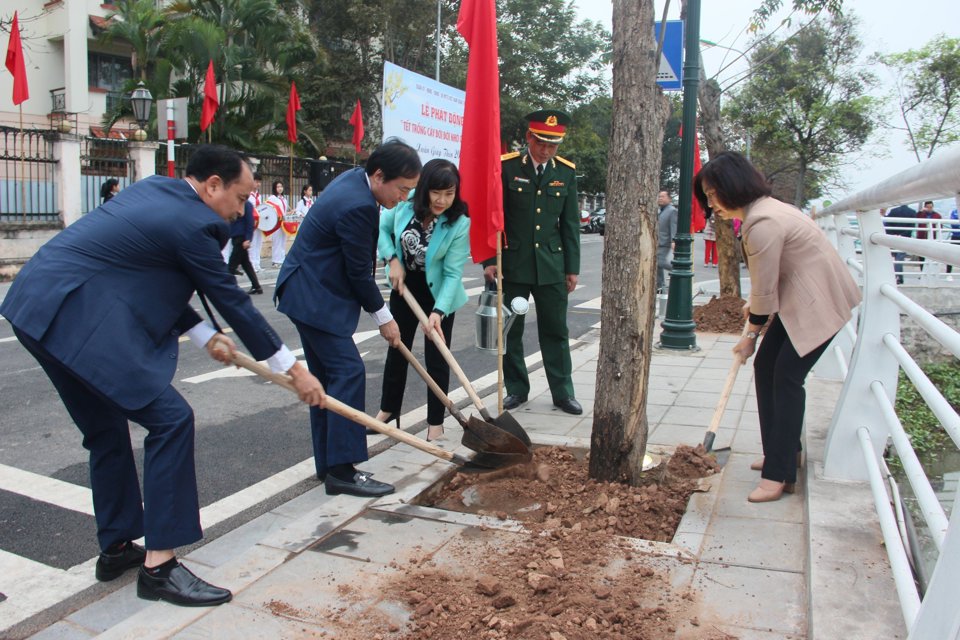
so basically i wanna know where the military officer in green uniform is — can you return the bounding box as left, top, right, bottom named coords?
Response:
left=482, top=110, right=582, bottom=415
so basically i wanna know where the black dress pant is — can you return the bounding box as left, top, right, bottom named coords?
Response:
left=379, top=271, right=455, bottom=426
left=227, top=236, right=261, bottom=290
left=754, top=315, right=833, bottom=484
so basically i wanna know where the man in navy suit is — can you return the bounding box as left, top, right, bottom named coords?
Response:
left=228, top=199, right=263, bottom=293
left=276, top=139, right=420, bottom=497
left=1, top=145, right=324, bottom=607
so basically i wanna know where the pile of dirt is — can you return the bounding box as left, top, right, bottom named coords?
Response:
left=379, top=445, right=726, bottom=639
left=694, top=296, right=747, bottom=334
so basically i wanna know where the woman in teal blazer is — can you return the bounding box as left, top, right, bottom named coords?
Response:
left=375, top=159, right=470, bottom=441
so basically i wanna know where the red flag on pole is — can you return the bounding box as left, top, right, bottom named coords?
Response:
left=5, top=11, right=29, bottom=105
left=286, top=81, right=300, bottom=143
left=457, top=0, right=503, bottom=264
left=349, top=99, right=364, bottom=153
left=199, top=60, right=218, bottom=132
left=679, top=124, right=706, bottom=232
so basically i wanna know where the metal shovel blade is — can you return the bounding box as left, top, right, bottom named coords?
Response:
left=456, top=450, right=534, bottom=474
left=490, top=410, right=532, bottom=447
left=461, top=415, right=530, bottom=456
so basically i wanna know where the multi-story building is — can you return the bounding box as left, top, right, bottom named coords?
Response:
left=1, top=1, right=135, bottom=136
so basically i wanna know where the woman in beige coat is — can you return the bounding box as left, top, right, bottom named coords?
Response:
left=694, top=152, right=861, bottom=503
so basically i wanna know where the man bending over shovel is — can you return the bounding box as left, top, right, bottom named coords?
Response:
left=1, top=145, right=325, bottom=607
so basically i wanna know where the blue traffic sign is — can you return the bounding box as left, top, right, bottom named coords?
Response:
left=655, top=20, right=684, bottom=91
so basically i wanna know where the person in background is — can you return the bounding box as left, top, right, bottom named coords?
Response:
left=483, top=110, right=582, bottom=415
left=0, top=144, right=325, bottom=606
left=694, top=151, right=861, bottom=504
left=656, top=190, right=678, bottom=292
left=228, top=199, right=264, bottom=294
left=947, top=207, right=959, bottom=276
left=703, top=210, right=718, bottom=268
left=296, top=184, right=314, bottom=218
left=100, top=178, right=120, bottom=203
left=247, top=173, right=264, bottom=272
left=884, top=204, right=916, bottom=284
left=275, top=139, right=419, bottom=498
left=376, top=159, right=471, bottom=442
left=267, top=181, right=288, bottom=267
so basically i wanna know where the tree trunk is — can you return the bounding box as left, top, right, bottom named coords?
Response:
left=589, top=0, right=668, bottom=485
left=697, top=73, right=741, bottom=298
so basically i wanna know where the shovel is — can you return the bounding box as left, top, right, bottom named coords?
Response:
left=394, top=342, right=530, bottom=458
left=229, top=351, right=523, bottom=473
left=702, top=324, right=749, bottom=453
left=400, top=288, right=533, bottom=449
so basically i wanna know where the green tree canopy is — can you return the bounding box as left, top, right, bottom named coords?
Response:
left=878, top=34, right=960, bottom=162
left=725, top=12, right=880, bottom=206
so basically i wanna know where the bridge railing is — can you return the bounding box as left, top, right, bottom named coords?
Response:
left=814, top=146, right=960, bottom=638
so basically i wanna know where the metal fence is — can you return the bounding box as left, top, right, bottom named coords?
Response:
left=817, top=146, right=960, bottom=639
left=81, top=137, right=134, bottom=214
left=0, top=126, right=59, bottom=223
left=154, top=143, right=355, bottom=204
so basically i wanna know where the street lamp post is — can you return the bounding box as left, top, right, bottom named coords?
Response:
left=657, top=0, right=702, bottom=351
left=129, top=81, right=153, bottom=141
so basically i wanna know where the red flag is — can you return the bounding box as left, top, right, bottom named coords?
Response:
left=199, top=60, right=218, bottom=132
left=691, top=129, right=705, bottom=232
left=349, top=99, right=364, bottom=153
left=679, top=124, right=706, bottom=232
left=286, top=81, right=300, bottom=143
left=5, top=12, right=29, bottom=105
left=457, top=0, right=503, bottom=264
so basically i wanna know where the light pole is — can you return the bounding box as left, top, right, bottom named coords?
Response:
left=129, top=81, right=153, bottom=141
left=657, top=0, right=702, bottom=351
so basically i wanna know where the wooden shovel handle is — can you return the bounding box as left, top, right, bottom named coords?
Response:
left=399, top=287, right=492, bottom=419
left=706, top=324, right=750, bottom=435
left=395, top=342, right=469, bottom=425
left=230, top=351, right=463, bottom=464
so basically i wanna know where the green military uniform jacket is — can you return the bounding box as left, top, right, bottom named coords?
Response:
left=485, top=151, right=580, bottom=284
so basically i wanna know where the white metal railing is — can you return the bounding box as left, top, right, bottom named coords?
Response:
left=815, top=146, right=960, bottom=639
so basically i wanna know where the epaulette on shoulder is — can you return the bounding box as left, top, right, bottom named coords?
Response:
left=501, top=151, right=521, bottom=161
left=555, top=155, right=576, bottom=169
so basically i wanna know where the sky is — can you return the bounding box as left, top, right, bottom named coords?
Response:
left=572, top=0, right=959, bottom=208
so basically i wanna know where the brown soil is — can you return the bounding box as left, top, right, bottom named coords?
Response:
left=693, top=296, right=747, bottom=334
left=377, top=445, right=726, bottom=640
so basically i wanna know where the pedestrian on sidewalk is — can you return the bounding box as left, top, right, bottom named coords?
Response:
left=694, top=151, right=861, bottom=503
left=483, top=110, right=583, bottom=416
left=376, top=159, right=471, bottom=442
left=0, top=145, right=325, bottom=607
left=228, top=199, right=264, bottom=294
left=703, top=212, right=718, bottom=267
left=276, top=138, right=419, bottom=498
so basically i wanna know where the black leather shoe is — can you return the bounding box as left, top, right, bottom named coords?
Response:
left=137, top=562, right=232, bottom=607
left=95, top=541, right=146, bottom=582
left=502, top=394, right=528, bottom=410
left=249, top=286, right=263, bottom=294
left=553, top=397, right=583, bottom=415
left=325, top=471, right=395, bottom=497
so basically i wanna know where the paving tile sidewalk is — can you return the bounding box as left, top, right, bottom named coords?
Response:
left=24, top=330, right=905, bottom=639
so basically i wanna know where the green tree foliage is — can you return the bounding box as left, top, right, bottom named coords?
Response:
left=562, top=96, right=611, bottom=195
left=724, top=13, right=880, bottom=206
left=99, top=0, right=318, bottom=152
left=879, top=35, right=960, bottom=162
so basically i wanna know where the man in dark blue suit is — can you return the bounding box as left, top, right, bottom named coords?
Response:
left=228, top=199, right=263, bottom=293
left=276, top=139, right=420, bottom=497
left=1, top=145, right=325, bottom=607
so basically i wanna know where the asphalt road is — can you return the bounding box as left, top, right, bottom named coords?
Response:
left=0, top=229, right=712, bottom=574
